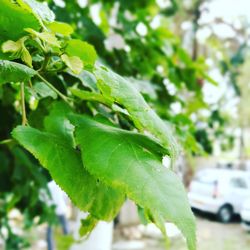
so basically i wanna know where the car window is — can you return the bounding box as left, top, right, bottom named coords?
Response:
left=230, top=178, right=248, bottom=189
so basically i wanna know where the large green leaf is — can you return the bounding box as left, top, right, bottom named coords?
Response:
left=70, top=114, right=196, bottom=250
left=12, top=126, right=125, bottom=221
left=0, top=60, right=36, bottom=85
left=44, top=102, right=74, bottom=147
left=95, top=67, right=180, bottom=161
left=0, top=0, right=41, bottom=42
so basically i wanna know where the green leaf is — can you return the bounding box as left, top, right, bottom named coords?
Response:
left=2, top=40, right=21, bottom=53
left=70, top=88, right=112, bottom=106
left=0, top=0, right=41, bottom=42
left=2, top=37, right=32, bottom=67
left=48, top=21, right=74, bottom=36
left=0, top=60, right=36, bottom=85
left=137, top=206, right=151, bottom=225
left=95, top=67, right=180, bottom=161
left=33, top=81, right=57, bottom=99
left=23, top=0, right=55, bottom=23
left=20, top=46, right=33, bottom=68
left=44, top=102, right=75, bottom=147
left=12, top=126, right=125, bottom=221
left=70, top=115, right=196, bottom=250
left=61, top=54, right=83, bottom=74
left=128, top=77, right=158, bottom=100
left=55, top=235, right=74, bottom=250
left=68, top=71, right=98, bottom=92
left=65, top=40, right=97, bottom=68
left=25, top=28, right=61, bottom=48
left=79, top=214, right=98, bottom=237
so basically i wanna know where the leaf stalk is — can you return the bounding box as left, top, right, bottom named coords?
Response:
left=20, top=82, right=27, bottom=125
left=37, top=73, right=72, bottom=106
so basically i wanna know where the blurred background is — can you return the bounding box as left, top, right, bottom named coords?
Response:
left=1, top=0, right=250, bottom=249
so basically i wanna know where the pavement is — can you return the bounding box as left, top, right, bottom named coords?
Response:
left=112, top=210, right=250, bottom=250
left=2, top=210, right=250, bottom=250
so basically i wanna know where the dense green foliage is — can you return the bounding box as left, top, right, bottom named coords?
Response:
left=1, top=0, right=239, bottom=249
left=49, top=0, right=229, bottom=155
left=0, top=1, right=198, bottom=249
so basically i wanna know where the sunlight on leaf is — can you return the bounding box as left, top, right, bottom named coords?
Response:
left=61, top=54, right=83, bottom=74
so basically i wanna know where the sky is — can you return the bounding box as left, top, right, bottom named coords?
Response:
left=205, top=0, right=250, bottom=22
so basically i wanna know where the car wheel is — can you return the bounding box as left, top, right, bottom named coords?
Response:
left=217, top=205, right=233, bottom=223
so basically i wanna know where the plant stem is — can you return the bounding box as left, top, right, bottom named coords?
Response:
left=39, top=54, right=50, bottom=72
left=0, top=139, right=14, bottom=145
left=28, top=80, right=33, bottom=88
left=37, top=73, right=72, bottom=105
left=20, top=82, right=27, bottom=126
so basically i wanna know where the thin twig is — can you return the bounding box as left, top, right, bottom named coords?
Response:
left=20, top=82, right=27, bottom=125
left=0, top=139, right=14, bottom=145
left=37, top=73, right=72, bottom=106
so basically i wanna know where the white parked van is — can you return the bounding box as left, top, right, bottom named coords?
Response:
left=188, top=169, right=250, bottom=223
